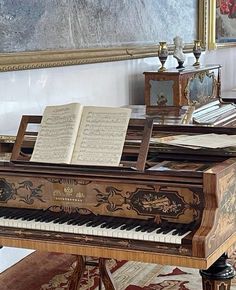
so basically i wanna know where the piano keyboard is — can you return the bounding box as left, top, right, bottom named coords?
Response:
left=193, top=102, right=236, bottom=124
left=0, top=208, right=192, bottom=245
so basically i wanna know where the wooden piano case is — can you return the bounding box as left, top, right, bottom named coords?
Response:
left=0, top=115, right=236, bottom=290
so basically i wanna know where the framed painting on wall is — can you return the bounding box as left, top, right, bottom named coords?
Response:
left=0, top=0, right=207, bottom=72
left=208, top=0, right=236, bottom=49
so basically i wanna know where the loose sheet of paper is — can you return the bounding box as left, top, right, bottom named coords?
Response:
left=0, top=247, right=35, bottom=273
left=71, top=106, right=131, bottom=166
left=155, top=133, right=236, bottom=149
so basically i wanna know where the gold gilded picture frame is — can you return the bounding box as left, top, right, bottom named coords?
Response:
left=208, top=0, right=236, bottom=49
left=0, top=0, right=207, bottom=72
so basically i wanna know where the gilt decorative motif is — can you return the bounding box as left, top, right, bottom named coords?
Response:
left=47, top=178, right=91, bottom=186
left=184, top=71, right=217, bottom=106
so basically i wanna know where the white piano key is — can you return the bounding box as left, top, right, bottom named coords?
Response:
left=122, top=226, right=141, bottom=240
left=163, top=230, right=176, bottom=243
left=145, top=228, right=161, bottom=242
left=174, top=231, right=191, bottom=244
left=91, top=224, right=106, bottom=236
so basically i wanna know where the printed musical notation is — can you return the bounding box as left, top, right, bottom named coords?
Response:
left=72, top=107, right=131, bottom=166
left=30, top=103, right=131, bottom=166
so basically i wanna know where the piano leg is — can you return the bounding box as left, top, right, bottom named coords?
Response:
left=99, top=258, right=116, bottom=290
left=79, top=257, right=115, bottom=290
left=200, top=253, right=235, bottom=290
left=73, top=255, right=86, bottom=289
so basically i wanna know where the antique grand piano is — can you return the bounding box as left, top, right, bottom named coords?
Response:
left=0, top=114, right=235, bottom=290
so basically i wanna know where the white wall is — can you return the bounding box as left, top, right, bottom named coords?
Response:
left=0, top=47, right=236, bottom=135
left=204, top=47, right=236, bottom=91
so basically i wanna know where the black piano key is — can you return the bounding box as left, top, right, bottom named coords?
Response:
left=52, top=213, right=72, bottom=223
left=34, top=212, right=54, bottom=222
left=1, top=208, right=43, bottom=223
left=12, top=210, right=33, bottom=220
left=140, top=224, right=155, bottom=232
left=172, top=231, right=178, bottom=235
left=135, top=220, right=156, bottom=232
left=35, top=212, right=56, bottom=222
left=21, top=210, right=45, bottom=221
left=155, top=221, right=168, bottom=233
left=103, top=222, right=116, bottom=229
left=119, top=218, right=135, bottom=230
left=52, top=215, right=68, bottom=224
left=171, top=223, right=183, bottom=235
left=100, top=218, right=116, bottom=228
left=119, top=224, right=128, bottom=230
left=100, top=217, right=116, bottom=228
left=81, top=216, right=98, bottom=225
left=85, top=221, right=95, bottom=227
left=48, top=215, right=65, bottom=223
left=64, top=214, right=86, bottom=225
left=135, top=221, right=150, bottom=232
left=125, top=223, right=141, bottom=231
left=90, top=217, right=107, bottom=227
left=146, top=225, right=160, bottom=233
left=0, top=208, right=13, bottom=217
left=67, top=216, right=88, bottom=225
left=57, top=215, right=75, bottom=224
left=4, top=209, right=25, bottom=219
left=162, top=228, right=174, bottom=234
left=177, top=226, right=191, bottom=236
left=74, top=216, right=94, bottom=226
left=111, top=222, right=125, bottom=229
left=3, top=209, right=24, bottom=219
left=36, top=210, right=57, bottom=223
left=106, top=219, right=125, bottom=229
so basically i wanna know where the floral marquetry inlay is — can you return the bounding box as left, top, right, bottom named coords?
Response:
left=207, top=167, right=236, bottom=250
left=0, top=178, right=45, bottom=205
left=95, top=186, right=127, bottom=212
left=130, top=186, right=202, bottom=223
left=94, top=185, right=203, bottom=223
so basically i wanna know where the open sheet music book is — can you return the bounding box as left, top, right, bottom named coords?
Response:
left=30, top=103, right=131, bottom=166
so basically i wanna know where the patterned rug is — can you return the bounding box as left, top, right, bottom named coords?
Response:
left=80, top=254, right=236, bottom=290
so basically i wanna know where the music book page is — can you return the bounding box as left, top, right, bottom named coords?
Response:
left=30, top=103, right=83, bottom=163
left=30, top=103, right=131, bottom=166
left=71, top=106, right=131, bottom=166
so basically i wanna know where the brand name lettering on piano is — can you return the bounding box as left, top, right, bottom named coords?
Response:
left=52, top=187, right=85, bottom=203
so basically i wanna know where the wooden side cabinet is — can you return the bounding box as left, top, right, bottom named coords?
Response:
left=144, top=65, right=221, bottom=113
